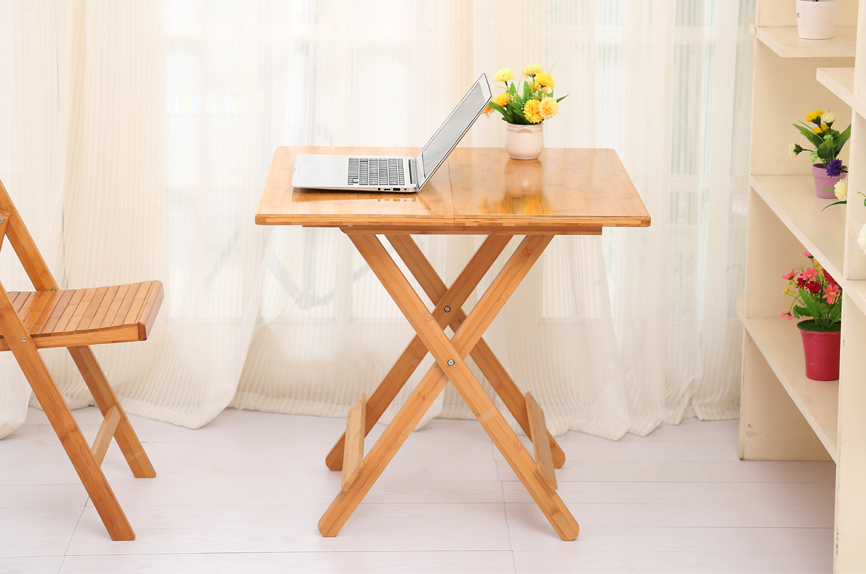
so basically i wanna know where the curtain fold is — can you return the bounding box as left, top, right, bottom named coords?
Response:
left=0, top=0, right=755, bottom=441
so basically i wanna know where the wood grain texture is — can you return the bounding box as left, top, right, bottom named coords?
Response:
left=256, top=147, right=453, bottom=227
left=256, top=147, right=650, bottom=232
left=0, top=178, right=160, bottom=541
left=0, top=283, right=135, bottom=541
left=0, top=208, right=9, bottom=252
left=324, top=235, right=511, bottom=471
left=0, top=180, right=59, bottom=291
left=0, top=282, right=164, bottom=352
left=386, top=234, right=567, bottom=469
left=67, top=346, right=157, bottom=479
left=257, top=145, right=651, bottom=542
left=449, top=148, right=649, bottom=229
left=90, top=405, right=121, bottom=467
left=319, top=233, right=579, bottom=541
left=525, top=391, right=557, bottom=491
left=341, top=394, right=366, bottom=491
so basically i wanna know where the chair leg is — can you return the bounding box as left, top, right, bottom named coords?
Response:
left=11, top=342, right=135, bottom=540
left=68, top=346, right=156, bottom=478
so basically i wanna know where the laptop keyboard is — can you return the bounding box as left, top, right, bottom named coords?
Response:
left=348, top=157, right=405, bottom=187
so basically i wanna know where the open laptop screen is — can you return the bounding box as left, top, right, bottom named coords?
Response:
left=416, top=75, right=492, bottom=186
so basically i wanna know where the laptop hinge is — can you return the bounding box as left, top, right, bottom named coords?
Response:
left=409, top=159, right=418, bottom=187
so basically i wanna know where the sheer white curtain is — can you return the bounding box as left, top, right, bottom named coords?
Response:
left=0, top=0, right=754, bottom=440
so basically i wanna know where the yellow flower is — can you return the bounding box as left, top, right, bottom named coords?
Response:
left=783, top=288, right=790, bottom=294
left=522, top=64, right=544, bottom=77
left=492, top=92, right=511, bottom=108
left=539, top=97, right=559, bottom=119
left=494, top=68, right=514, bottom=83
left=523, top=99, right=543, bottom=123
left=805, top=109, right=824, bottom=123
left=812, top=123, right=829, bottom=135
left=534, top=72, right=554, bottom=90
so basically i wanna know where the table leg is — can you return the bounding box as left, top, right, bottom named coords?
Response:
left=325, top=235, right=511, bottom=470
left=387, top=235, right=566, bottom=469
left=318, top=355, right=451, bottom=536
left=325, top=233, right=578, bottom=541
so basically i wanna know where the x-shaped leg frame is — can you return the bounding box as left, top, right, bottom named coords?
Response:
left=319, top=231, right=579, bottom=540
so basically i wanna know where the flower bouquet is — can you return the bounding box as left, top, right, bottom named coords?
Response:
left=486, top=63, right=567, bottom=159
left=789, top=109, right=851, bottom=198
left=780, top=252, right=842, bottom=380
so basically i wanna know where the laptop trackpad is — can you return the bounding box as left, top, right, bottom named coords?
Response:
left=299, top=164, right=339, bottom=177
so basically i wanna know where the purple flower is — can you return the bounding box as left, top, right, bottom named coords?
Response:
left=826, top=159, right=844, bottom=177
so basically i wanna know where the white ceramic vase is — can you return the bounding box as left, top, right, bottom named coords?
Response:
left=796, top=0, right=838, bottom=40
left=505, top=123, right=544, bottom=160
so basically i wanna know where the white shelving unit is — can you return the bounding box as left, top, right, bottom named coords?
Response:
left=742, top=1, right=866, bottom=571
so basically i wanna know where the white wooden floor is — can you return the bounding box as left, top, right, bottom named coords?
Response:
left=0, top=407, right=835, bottom=574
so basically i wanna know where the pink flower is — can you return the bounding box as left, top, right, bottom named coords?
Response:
left=782, top=269, right=797, bottom=280
left=804, top=251, right=812, bottom=258
left=779, top=312, right=794, bottom=321
left=801, top=267, right=818, bottom=281
left=824, top=284, right=841, bottom=304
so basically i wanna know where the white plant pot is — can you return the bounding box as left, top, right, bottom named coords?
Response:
left=504, top=123, right=544, bottom=160
left=796, top=0, right=839, bottom=40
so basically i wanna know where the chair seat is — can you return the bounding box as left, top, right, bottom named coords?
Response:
left=0, top=281, right=163, bottom=351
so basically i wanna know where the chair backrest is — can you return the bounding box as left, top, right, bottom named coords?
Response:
left=0, top=178, right=60, bottom=292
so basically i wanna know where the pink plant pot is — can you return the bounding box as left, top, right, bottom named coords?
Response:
left=812, top=164, right=841, bottom=199
left=798, top=323, right=841, bottom=381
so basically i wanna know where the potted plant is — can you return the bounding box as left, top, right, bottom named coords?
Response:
left=788, top=108, right=850, bottom=198
left=486, top=63, right=567, bottom=160
left=796, top=0, right=839, bottom=40
left=780, top=252, right=842, bottom=381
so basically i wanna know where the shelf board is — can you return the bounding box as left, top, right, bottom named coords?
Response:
left=846, top=279, right=866, bottom=316
left=752, top=25, right=857, bottom=58
left=750, top=175, right=845, bottom=282
left=816, top=67, right=855, bottom=106
left=856, top=97, right=866, bottom=119
left=737, top=297, right=839, bottom=462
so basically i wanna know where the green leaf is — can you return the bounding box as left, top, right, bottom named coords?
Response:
left=821, top=200, right=846, bottom=212
left=792, top=305, right=807, bottom=318
left=816, top=139, right=835, bottom=163
left=794, top=124, right=825, bottom=149
left=798, top=288, right=821, bottom=320
left=834, top=123, right=852, bottom=156
left=488, top=101, right=511, bottom=123
left=830, top=302, right=842, bottom=323
left=555, top=94, right=568, bottom=103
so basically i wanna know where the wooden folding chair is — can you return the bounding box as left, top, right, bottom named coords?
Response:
left=0, top=179, right=163, bottom=541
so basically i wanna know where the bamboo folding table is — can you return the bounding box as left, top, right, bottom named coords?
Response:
left=256, top=146, right=650, bottom=540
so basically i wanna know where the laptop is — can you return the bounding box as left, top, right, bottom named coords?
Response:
left=291, top=74, right=492, bottom=193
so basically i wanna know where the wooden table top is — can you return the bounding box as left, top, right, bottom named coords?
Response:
left=256, top=146, right=651, bottom=234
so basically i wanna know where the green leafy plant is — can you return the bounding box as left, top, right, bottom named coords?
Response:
left=789, top=108, right=851, bottom=171
left=780, top=252, right=841, bottom=331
